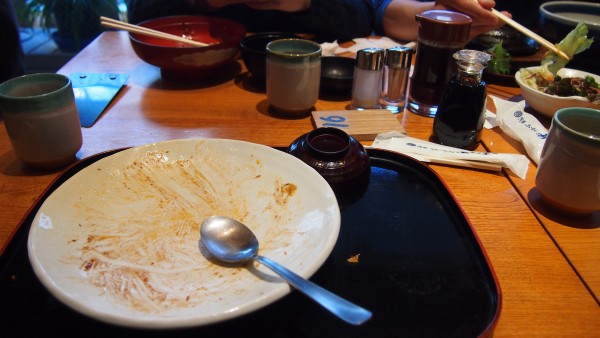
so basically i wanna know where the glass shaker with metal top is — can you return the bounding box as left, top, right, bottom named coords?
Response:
left=350, top=48, right=384, bottom=109
left=380, top=46, right=413, bottom=112
left=407, top=10, right=472, bottom=117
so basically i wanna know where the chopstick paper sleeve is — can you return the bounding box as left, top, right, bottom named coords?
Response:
left=371, top=131, right=530, bottom=179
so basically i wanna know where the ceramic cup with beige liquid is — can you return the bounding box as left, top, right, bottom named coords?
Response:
left=0, top=73, right=82, bottom=170
left=266, top=39, right=321, bottom=116
left=535, top=107, right=600, bottom=216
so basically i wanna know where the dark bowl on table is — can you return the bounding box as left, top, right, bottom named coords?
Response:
left=539, top=1, right=600, bottom=73
left=469, top=26, right=540, bottom=56
left=288, top=127, right=370, bottom=201
left=483, top=68, right=518, bottom=87
left=129, top=15, right=246, bottom=82
left=240, top=32, right=300, bottom=79
left=320, top=56, right=354, bottom=94
left=483, top=57, right=541, bottom=87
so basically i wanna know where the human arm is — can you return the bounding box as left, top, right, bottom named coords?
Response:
left=0, top=0, right=25, bottom=82
left=379, top=0, right=511, bottom=41
left=434, top=0, right=509, bottom=38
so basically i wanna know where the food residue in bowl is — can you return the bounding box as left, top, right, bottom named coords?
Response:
left=68, top=148, right=300, bottom=314
left=520, top=69, right=600, bottom=104
left=518, top=22, right=598, bottom=104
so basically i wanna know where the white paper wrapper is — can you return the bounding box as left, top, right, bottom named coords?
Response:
left=484, top=110, right=498, bottom=129
left=491, top=96, right=548, bottom=165
left=371, top=131, right=530, bottom=179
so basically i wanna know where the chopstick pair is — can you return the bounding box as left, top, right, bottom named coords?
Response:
left=490, top=9, right=570, bottom=61
left=99, top=16, right=210, bottom=47
left=402, top=154, right=503, bottom=172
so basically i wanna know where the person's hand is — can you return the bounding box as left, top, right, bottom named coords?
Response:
left=206, top=0, right=311, bottom=12
left=433, top=0, right=511, bottom=38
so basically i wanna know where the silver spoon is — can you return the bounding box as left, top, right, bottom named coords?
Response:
left=200, top=215, right=372, bottom=325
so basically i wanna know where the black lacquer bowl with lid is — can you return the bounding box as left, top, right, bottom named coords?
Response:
left=288, top=127, right=370, bottom=201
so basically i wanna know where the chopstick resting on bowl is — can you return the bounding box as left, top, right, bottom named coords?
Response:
left=490, top=9, right=570, bottom=61
left=99, top=16, right=210, bottom=47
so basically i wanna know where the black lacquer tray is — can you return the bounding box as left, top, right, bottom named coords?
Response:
left=0, top=148, right=501, bottom=338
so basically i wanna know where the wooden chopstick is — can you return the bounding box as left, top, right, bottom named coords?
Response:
left=490, top=9, right=570, bottom=60
left=425, top=157, right=503, bottom=172
left=99, top=16, right=209, bottom=47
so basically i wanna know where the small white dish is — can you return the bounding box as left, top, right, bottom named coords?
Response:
left=515, top=66, right=600, bottom=117
left=28, top=138, right=340, bottom=329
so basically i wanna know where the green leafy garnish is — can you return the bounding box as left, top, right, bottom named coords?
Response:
left=541, top=22, right=594, bottom=76
left=521, top=23, right=595, bottom=89
left=486, top=42, right=511, bottom=75
left=585, top=75, right=600, bottom=89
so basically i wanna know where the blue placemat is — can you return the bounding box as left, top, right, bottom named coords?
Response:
left=70, top=73, right=129, bottom=127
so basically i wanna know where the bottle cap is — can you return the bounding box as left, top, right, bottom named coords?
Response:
left=454, top=49, right=492, bottom=73
left=415, top=10, right=472, bottom=47
left=356, top=48, right=384, bottom=71
left=385, top=46, right=414, bottom=69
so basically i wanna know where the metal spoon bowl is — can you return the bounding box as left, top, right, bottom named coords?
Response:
left=200, top=216, right=372, bottom=325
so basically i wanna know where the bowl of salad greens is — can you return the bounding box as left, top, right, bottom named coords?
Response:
left=516, top=66, right=599, bottom=117
left=515, top=22, right=599, bottom=117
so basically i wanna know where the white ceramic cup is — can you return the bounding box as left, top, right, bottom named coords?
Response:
left=266, top=38, right=321, bottom=116
left=0, top=73, right=82, bottom=169
left=535, top=107, right=600, bottom=216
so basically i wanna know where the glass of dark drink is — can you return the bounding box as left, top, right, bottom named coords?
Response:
left=407, top=10, right=472, bottom=117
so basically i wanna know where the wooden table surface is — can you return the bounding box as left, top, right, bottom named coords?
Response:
left=484, top=85, right=600, bottom=305
left=1, top=31, right=599, bottom=336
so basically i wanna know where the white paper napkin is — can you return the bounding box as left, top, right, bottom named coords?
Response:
left=484, top=109, right=498, bottom=129
left=321, top=37, right=416, bottom=57
left=489, top=96, right=548, bottom=165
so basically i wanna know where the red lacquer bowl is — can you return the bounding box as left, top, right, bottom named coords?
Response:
left=129, top=15, right=246, bottom=81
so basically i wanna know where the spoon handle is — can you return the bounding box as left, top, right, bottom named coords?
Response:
left=255, top=255, right=372, bottom=325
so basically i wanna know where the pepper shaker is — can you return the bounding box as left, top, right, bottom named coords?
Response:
left=380, top=46, right=413, bottom=112
left=350, top=48, right=384, bottom=109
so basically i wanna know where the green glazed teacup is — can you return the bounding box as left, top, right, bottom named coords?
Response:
left=0, top=73, right=82, bottom=169
left=535, top=107, right=600, bottom=216
left=266, top=38, right=321, bottom=116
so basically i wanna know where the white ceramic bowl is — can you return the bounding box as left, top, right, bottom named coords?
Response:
left=515, top=66, right=600, bottom=117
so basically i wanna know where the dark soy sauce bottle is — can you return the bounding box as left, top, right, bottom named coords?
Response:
left=431, top=50, right=492, bottom=150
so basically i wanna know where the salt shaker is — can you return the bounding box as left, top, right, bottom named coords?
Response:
left=431, top=49, right=492, bottom=150
left=380, top=46, right=413, bottom=112
left=351, top=48, right=384, bottom=109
